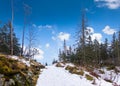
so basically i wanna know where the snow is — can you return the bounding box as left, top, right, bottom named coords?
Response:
left=10, top=55, right=19, bottom=60
left=8, top=55, right=30, bottom=67
left=20, top=59, right=30, bottom=67
left=36, top=65, right=113, bottom=86
left=36, top=66, right=92, bottom=86
left=65, top=63, right=75, bottom=67
left=100, top=68, right=120, bottom=85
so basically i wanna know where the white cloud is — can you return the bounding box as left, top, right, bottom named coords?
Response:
left=38, top=25, right=53, bottom=29
left=45, top=25, right=52, bottom=29
left=86, top=27, right=94, bottom=33
left=102, top=25, right=116, bottom=35
left=91, top=33, right=102, bottom=43
left=58, top=32, right=70, bottom=41
left=45, top=43, right=50, bottom=48
left=95, top=0, right=120, bottom=9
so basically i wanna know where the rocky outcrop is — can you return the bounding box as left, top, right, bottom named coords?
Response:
left=0, top=54, right=45, bottom=86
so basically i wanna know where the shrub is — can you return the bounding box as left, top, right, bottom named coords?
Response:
left=85, top=74, right=94, bottom=81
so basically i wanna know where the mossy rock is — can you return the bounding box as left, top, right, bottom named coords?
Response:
left=71, top=69, right=84, bottom=76
left=99, top=70, right=105, bottom=74
left=0, top=55, right=40, bottom=86
left=39, top=65, right=45, bottom=69
left=0, top=56, right=20, bottom=75
left=86, top=66, right=94, bottom=72
left=104, top=78, right=112, bottom=83
left=65, top=65, right=81, bottom=74
left=67, top=66, right=74, bottom=73
left=65, top=65, right=71, bottom=70
left=107, top=65, right=115, bottom=70
left=0, top=54, right=6, bottom=57
left=65, top=65, right=78, bottom=71
left=56, top=63, right=64, bottom=67
left=85, top=74, right=94, bottom=81
left=76, top=70, right=84, bottom=76
left=0, top=61, right=13, bottom=75
left=17, top=62, right=26, bottom=70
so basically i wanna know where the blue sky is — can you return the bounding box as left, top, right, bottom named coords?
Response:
left=0, top=0, right=120, bottom=64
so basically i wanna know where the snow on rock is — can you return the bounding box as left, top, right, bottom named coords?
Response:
left=65, top=63, right=75, bottom=67
left=8, top=55, right=30, bottom=67
left=9, top=55, right=19, bottom=60
left=94, top=67, right=120, bottom=85
left=20, top=59, right=30, bottom=67
left=36, top=65, right=113, bottom=86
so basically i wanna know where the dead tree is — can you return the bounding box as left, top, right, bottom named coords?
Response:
left=21, top=3, right=31, bottom=56
left=10, top=0, right=14, bottom=55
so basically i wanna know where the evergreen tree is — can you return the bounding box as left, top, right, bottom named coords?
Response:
left=111, top=33, right=118, bottom=65
left=117, top=31, right=120, bottom=64
left=0, top=22, right=20, bottom=55
left=76, top=11, right=87, bottom=65
left=93, top=39, right=100, bottom=64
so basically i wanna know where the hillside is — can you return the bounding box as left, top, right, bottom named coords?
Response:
left=0, top=54, right=45, bottom=86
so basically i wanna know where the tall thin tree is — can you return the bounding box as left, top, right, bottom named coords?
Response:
left=10, top=0, right=14, bottom=55
left=21, top=3, right=31, bottom=56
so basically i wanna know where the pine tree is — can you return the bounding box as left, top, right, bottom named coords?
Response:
left=63, top=39, right=67, bottom=55
left=85, top=35, right=94, bottom=64
left=76, top=11, right=87, bottom=65
left=111, top=33, right=117, bottom=65
left=0, top=22, right=20, bottom=55
left=93, top=39, right=100, bottom=64
left=117, top=31, right=120, bottom=64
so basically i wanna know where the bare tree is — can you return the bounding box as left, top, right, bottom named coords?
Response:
left=26, top=25, right=37, bottom=59
left=21, top=3, right=31, bottom=56
left=10, top=0, right=14, bottom=55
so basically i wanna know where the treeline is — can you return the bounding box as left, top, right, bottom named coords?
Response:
left=0, top=22, right=20, bottom=55
left=59, top=14, right=120, bottom=66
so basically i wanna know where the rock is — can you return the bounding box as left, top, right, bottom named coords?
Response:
left=0, top=74, right=4, bottom=86
left=0, top=55, right=44, bottom=86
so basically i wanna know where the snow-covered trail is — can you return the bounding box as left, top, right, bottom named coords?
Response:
left=36, top=66, right=94, bottom=86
